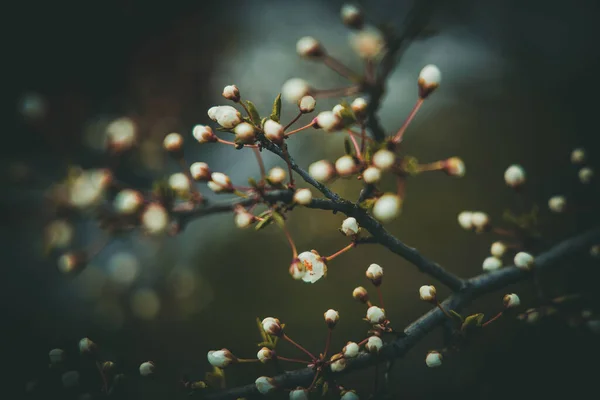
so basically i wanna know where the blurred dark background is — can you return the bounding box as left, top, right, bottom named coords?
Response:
left=4, top=0, right=600, bottom=399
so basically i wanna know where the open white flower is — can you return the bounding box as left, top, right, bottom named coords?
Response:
left=282, top=78, right=311, bottom=104
left=372, top=193, right=401, bottom=222
left=207, top=349, right=236, bottom=368
left=483, top=256, right=502, bottom=272
left=366, top=306, right=386, bottom=324
left=343, top=341, right=359, bottom=358
left=341, top=217, right=360, bottom=236
left=425, top=351, right=443, bottom=367
left=504, top=164, right=526, bottom=188
left=298, top=250, right=327, bottom=283
left=365, top=335, right=383, bottom=353
left=419, top=285, right=437, bottom=302
left=139, top=361, right=155, bottom=376
left=514, top=252, right=534, bottom=270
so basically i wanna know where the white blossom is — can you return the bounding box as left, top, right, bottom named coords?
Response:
left=324, top=309, right=340, bottom=328
left=298, top=250, right=327, bottom=283
left=298, top=95, right=316, bottom=113
left=233, top=122, right=256, bottom=144
left=192, top=125, right=216, bottom=144
left=343, top=341, right=359, bottom=358
left=263, top=119, right=284, bottom=143
left=349, top=27, right=384, bottom=59
left=419, top=285, right=437, bottom=302
left=571, top=148, right=586, bottom=164
left=257, top=347, right=274, bottom=363
left=372, top=193, right=401, bottom=222
left=335, top=155, right=358, bottom=177
left=362, top=166, right=381, bottom=184
left=45, top=220, right=73, bottom=249
left=341, top=4, right=363, bottom=29
left=168, top=173, right=190, bottom=193
left=308, top=160, right=336, bottom=182
left=483, top=256, right=502, bottom=272
left=208, top=105, right=242, bottom=128
left=190, top=162, right=211, bottom=181
left=208, top=172, right=232, bottom=193
left=425, top=351, right=443, bottom=367
left=366, top=306, right=385, bottom=324
left=514, top=252, right=535, bottom=270
left=262, top=317, right=283, bottom=336
left=78, top=338, right=95, bottom=354
left=316, top=111, right=342, bottom=132
left=268, top=167, right=286, bottom=184
left=444, top=157, right=465, bottom=177
left=139, top=361, right=155, bottom=376
left=457, top=211, right=474, bottom=230
left=296, top=36, right=323, bottom=57
left=351, top=97, right=368, bottom=118
left=471, top=211, right=490, bottom=232
left=106, top=117, right=136, bottom=152
left=352, top=286, right=369, bottom=303
left=49, top=348, right=65, bottom=365
left=503, top=293, right=520, bottom=308
left=340, top=391, right=360, bottom=400
left=366, top=263, right=383, bottom=285
left=365, top=335, right=383, bottom=353
left=207, top=349, right=236, bottom=368
left=579, top=167, right=594, bottom=184
left=329, top=353, right=347, bottom=372
left=490, top=241, right=507, bottom=257
left=289, top=388, right=309, bottom=400
left=163, top=132, right=183, bottom=152
left=222, top=85, right=240, bottom=102
left=341, top=217, right=360, bottom=236
left=418, top=65, right=441, bottom=98
left=114, top=189, right=143, bottom=214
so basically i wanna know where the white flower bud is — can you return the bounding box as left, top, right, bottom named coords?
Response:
left=207, top=349, right=236, bottom=368
left=234, top=122, right=256, bottom=144
left=139, top=361, right=155, bottom=376
left=62, top=371, right=80, bottom=388
left=209, top=105, right=243, bottom=128
left=309, top=160, right=336, bottom=182
left=579, top=167, right=594, bottom=184
left=257, top=347, right=274, bottom=363
left=352, top=286, right=369, bottom=303
left=341, top=217, right=360, bottom=236
left=190, top=162, right=211, bottom=181
left=548, top=195, right=566, bottom=213
left=457, top=211, right=474, bottom=230
left=268, top=167, right=287, bottom=185
left=372, top=193, right=402, bottom=222
left=163, top=132, right=183, bottom=152
left=365, top=335, right=383, bottom=353
left=349, top=27, right=385, bottom=59
left=298, top=250, right=327, bottom=283
left=490, top=241, right=507, bottom=257
left=316, top=111, right=342, bottom=132
left=207, top=106, right=219, bottom=121
left=296, top=36, right=324, bottom=57
left=289, top=259, right=306, bottom=280
left=262, top=317, right=283, bottom=336
left=263, top=119, right=284, bottom=144
left=298, top=95, right=316, bottom=113
left=68, top=169, right=112, bottom=209
left=106, top=117, right=136, bottom=152
left=419, top=285, right=437, bottom=302
left=444, top=157, right=465, bottom=177
left=362, top=166, right=381, bottom=184
left=78, top=338, right=96, bottom=354
left=471, top=211, right=490, bottom=232
left=503, top=293, right=520, bottom=308
left=372, top=149, right=396, bottom=171
left=425, top=351, right=442, bottom=368
left=366, top=306, right=386, bottom=324
left=192, top=125, right=217, bottom=144
left=329, top=353, right=347, bottom=372
left=418, top=65, right=441, bottom=98
left=571, top=148, right=586, bottom=164
left=514, top=252, right=534, bottom=270
left=282, top=78, right=311, bottom=104
left=504, top=164, right=526, bottom=188
left=255, top=376, right=276, bottom=394
left=49, top=348, right=65, bottom=365
left=45, top=220, right=73, bottom=249
left=234, top=210, right=255, bottom=229
left=208, top=172, right=233, bottom=193
left=482, top=256, right=502, bottom=272
left=141, top=203, right=169, bottom=234
left=591, top=244, right=600, bottom=258
left=324, top=309, right=340, bottom=328
left=222, top=85, right=240, bottom=102
left=335, top=155, right=358, bottom=177
left=290, top=388, right=309, bottom=400
left=343, top=341, right=359, bottom=358
left=366, top=263, right=383, bottom=286
left=113, top=189, right=143, bottom=215
left=350, top=97, right=368, bottom=119
left=293, top=188, right=312, bottom=205
left=58, top=252, right=85, bottom=274
left=340, top=390, right=360, bottom=400
left=168, top=172, right=190, bottom=193
left=341, top=4, right=363, bottom=29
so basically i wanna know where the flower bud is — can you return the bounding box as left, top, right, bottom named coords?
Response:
left=106, top=117, right=136, bottom=152
left=343, top=341, right=359, bottom=358
left=579, top=167, right=594, bottom=184
left=262, top=317, right=283, bottom=336
left=163, top=132, right=183, bottom=152
left=207, top=349, right=236, bottom=368
left=443, top=157, right=465, bottom=177
left=45, top=220, right=73, bottom=250
left=222, top=85, right=240, bottom=102
left=372, top=149, right=396, bottom=171
left=504, top=164, right=526, bottom=188
left=78, top=337, right=96, bottom=355
left=298, top=95, right=316, bottom=113
left=268, top=167, right=287, bottom=185
left=341, top=390, right=360, bottom=400
left=349, top=27, right=385, bottom=59
left=207, top=172, right=233, bottom=193
left=514, top=252, right=534, bottom=270
left=255, top=376, right=276, bottom=394
left=571, top=148, right=585, bottom=164
left=234, top=209, right=255, bottom=229
left=350, top=97, right=368, bottom=119
left=293, top=188, right=312, bottom=205
left=296, top=36, right=324, bottom=58
left=282, top=78, right=311, bottom=104
left=329, top=353, right=347, bottom=372
left=366, top=306, right=386, bottom=324
left=114, top=189, right=143, bottom=214
left=361, top=167, right=380, bottom=185
left=518, top=308, right=541, bottom=324
left=234, top=122, right=256, bottom=144
left=503, top=293, right=520, bottom=309
left=425, top=351, right=442, bottom=367
left=490, top=241, right=506, bottom=257
left=190, top=162, right=211, bottom=181
left=49, top=348, right=65, bottom=365
left=141, top=203, right=169, bottom=234
left=365, top=335, right=383, bottom=353
left=289, top=259, right=306, bottom=280
left=335, top=155, right=359, bottom=177
left=298, top=250, right=327, bottom=283
left=418, top=65, right=441, bottom=99
left=352, top=286, right=369, bottom=303
left=457, top=211, right=474, bottom=230
left=168, top=172, right=191, bottom=193
left=139, top=361, right=155, bottom=376
left=482, top=256, right=502, bottom=272
left=192, top=125, right=217, bottom=144
left=341, top=217, right=360, bottom=236
left=208, top=105, right=243, bottom=128
left=591, top=244, right=600, bottom=258
left=263, top=119, right=285, bottom=144
left=341, top=4, right=363, bottom=29
left=308, top=160, right=336, bottom=182
left=324, top=309, right=340, bottom=329
left=290, top=388, right=309, bottom=400
left=257, top=347, right=275, bottom=363
left=419, top=285, right=437, bottom=302
left=372, top=193, right=402, bottom=222
left=58, top=252, right=86, bottom=275
left=366, top=263, right=383, bottom=286
left=471, top=211, right=490, bottom=232
left=548, top=195, right=566, bottom=213
left=316, top=111, right=342, bottom=132
left=68, top=169, right=112, bottom=209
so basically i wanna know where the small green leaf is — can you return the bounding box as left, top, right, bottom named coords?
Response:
left=359, top=198, right=377, bottom=210
left=449, top=310, right=464, bottom=322
left=461, top=313, right=484, bottom=332
left=246, top=100, right=261, bottom=126
left=270, top=93, right=282, bottom=123
left=204, top=367, right=225, bottom=389
left=256, top=317, right=268, bottom=342
left=401, top=156, right=420, bottom=176
left=255, top=216, right=273, bottom=231
left=271, top=211, right=285, bottom=228
left=321, top=381, right=329, bottom=396
left=344, top=137, right=353, bottom=155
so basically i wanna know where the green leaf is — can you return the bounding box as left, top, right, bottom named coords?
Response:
left=255, top=216, right=273, bottom=231
left=344, top=137, right=353, bottom=155
left=401, top=156, right=420, bottom=176
left=204, top=367, right=225, bottom=389
left=449, top=310, right=464, bottom=322
left=256, top=317, right=268, bottom=342
left=321, top=381, right=329, bottom=396
left=270, top=93, right=282, bottom=123
left=359, top=198, right=377, bottom=211
left=461, top=313, right=484, bottom=332
left=248, top=177, right=259, bottom=188
left=271, top=211, right=285, bottom=228
left=246, top=100, right=261, bottom=126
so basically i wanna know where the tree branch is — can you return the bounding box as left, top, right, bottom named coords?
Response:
left=200, top=227, right=600, bottom=400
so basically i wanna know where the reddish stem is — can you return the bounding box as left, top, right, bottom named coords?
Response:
left=324, top=242, right=356, bottom=262
left=252, top=147, right=266, bottom=182
left=217, top=138, right=258, bottom=148
left=436, top=301, right=454, bottom=320
left=276, top=356, right=312, bottom=364
left=285, top=122, right=316, bottom=137
left=323, top=329, right=332, bottom=358
left=322, top=55, right=359, bottom=81
left=376, top=286, right=385, bottom=309
left=284, top=112, right=303, bottom=132
left=482, top=311, right=503, bottom=328
left=283, top=334, right=317, bottom=362
left=346, top=129, right=363, bottom=161
left=282, top=225, right=298, bottom=258
left=391, top=98, right=424, bottom=143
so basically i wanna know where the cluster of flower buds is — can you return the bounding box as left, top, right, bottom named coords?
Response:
left=457, top=211, right=490, bottom=232
left=570, top=148, right=594, bottom=184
